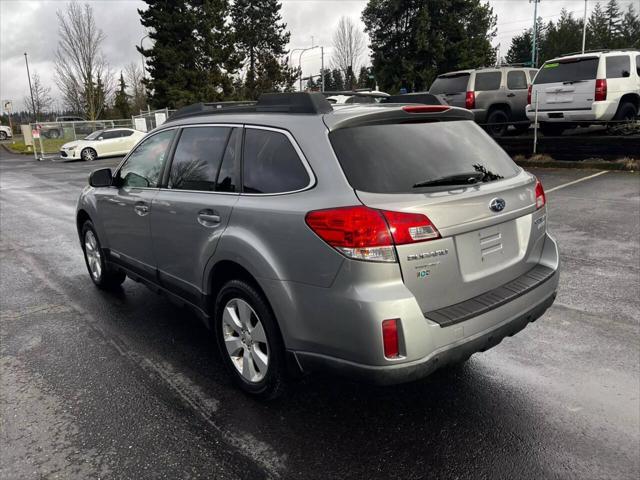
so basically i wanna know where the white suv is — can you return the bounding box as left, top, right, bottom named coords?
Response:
left=0, top=124, right=12, bottom=140
left=526, top=50, right=640, bottom=135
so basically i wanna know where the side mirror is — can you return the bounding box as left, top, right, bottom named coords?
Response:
left=89, top=168, right=113, bottom=187
left=97, top=136, right=104, bottom=141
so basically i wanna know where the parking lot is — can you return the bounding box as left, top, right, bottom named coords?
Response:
left=0, top=149, right=638, bottom=479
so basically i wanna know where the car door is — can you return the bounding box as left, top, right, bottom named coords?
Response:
left=119, top=130, right=139, bottom=155
left=506, top=70, right=529, bottom=120
left=150, top=125, right=241, bottom=305
left=605, top=55, right=633, bottom=103
left=95, top=130, right=121, bottom=156
left=96, top=128, right=176, bottom=278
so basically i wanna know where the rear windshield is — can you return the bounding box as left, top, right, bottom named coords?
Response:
left=429, top=74, right=470, bottom=94
left=534, top=57, right=598, bottom=84
left=329, top=121, right=519, bottom=194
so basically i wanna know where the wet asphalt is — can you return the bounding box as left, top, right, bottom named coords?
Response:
left=1, top=149, right=638, bottom=480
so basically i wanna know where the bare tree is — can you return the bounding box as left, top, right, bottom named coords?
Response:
left=124, top=63, right=147, bottom=115
left=331, top=16, right=366, bottom=88
left=23, top=72, right=53, bottom=118
left=54, top=2, right=113, bottom=120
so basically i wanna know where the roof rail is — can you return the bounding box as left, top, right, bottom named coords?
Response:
left=560, top=48, right=637, bottom=56
left=167, top=92, right=333, bottom=122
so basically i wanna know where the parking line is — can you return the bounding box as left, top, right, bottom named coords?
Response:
left=546, top=170, right=609, bottom=193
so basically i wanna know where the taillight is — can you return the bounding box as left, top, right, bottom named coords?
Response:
left=465, top=91, right=475, bottom=110
left=402, top=105, right=450, bottom=113
left=382, top=319, right=400, bottom=358
left=535, top=178, right=546, bottom=209
left=595, top=78, right=607, bottom=102
left=527, top=85, right=532, bottom=105
left=305, top=206, right=440, bottom=263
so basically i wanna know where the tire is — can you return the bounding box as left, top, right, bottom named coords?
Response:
left=48, top=129, right=61, bottom=139
left=539, top=123, right=567, bottom=137
left=81, top=221, right=126, bottom=290
left=485, top=109, right=509, bottom=137
left=0, top=131, right=7, bottom=140
left=214, top=279, right=287, bottom=399
left=81, top=147, right=97, bottom=162
left=613, top=102, right=637, bottom=122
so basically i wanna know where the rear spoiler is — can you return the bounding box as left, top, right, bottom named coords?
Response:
left=324, top=105, right=474, bottom=131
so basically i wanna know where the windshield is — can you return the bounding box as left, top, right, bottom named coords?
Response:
left=329, top=121, right=519, bottom=194
left=429, top=74, right=470, bottom=95
left=534, top=57, right=598, bottom=84
left=84, top=130, right=104, bottom=140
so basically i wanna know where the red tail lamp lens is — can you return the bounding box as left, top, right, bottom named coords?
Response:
left=465, top=91, right=475, bottom=110
left=535, top=178, right=546, bottom=209
left=402, top=105, right=450, bottom=113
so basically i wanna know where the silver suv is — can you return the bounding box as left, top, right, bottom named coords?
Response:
left=77, top=93, right=559, bottom=398
left=430, top=66, right=538, bottom=137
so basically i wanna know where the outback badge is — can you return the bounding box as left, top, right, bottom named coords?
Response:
left=489, top=198, right=506, bottom=212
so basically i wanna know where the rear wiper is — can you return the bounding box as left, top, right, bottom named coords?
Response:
left=413, top=172, right=484, bottom=188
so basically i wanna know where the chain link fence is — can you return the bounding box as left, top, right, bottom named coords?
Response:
left=29, top=119, right=135, bottom=160
left=131, top=108, right=175, bottom=133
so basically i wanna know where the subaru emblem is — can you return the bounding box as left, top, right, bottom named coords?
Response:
left=489, top=198, right=506, bottom=212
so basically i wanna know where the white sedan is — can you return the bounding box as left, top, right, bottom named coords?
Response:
left=60, top=128, right=145, bottom=161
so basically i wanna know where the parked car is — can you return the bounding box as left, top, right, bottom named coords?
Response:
left=0, top=123, right=12, bottom=140
left=42, top=116, right=110, bottom=139
left=61, top=128, right=144, bottom=161
left=430, top=66, right=538, bottom=136
left=526, top=50, right=640, bottom=136
left=77, top=93, right=559, bottom=399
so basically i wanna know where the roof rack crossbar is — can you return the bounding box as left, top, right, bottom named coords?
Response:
left=560, top=48, right=636, bottom=56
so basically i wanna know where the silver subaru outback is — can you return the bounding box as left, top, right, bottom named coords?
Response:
left=77, top=93, right=559, bottom=398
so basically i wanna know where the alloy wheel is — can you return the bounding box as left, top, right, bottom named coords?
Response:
left=82, top=148, right=96, bottom=161
left=84, top=230, right=102, bottom=281
left=222, top=298, right=269, bottom=383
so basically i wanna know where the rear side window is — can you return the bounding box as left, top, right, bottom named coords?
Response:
left=606, top=55, right=631, bottom=78
left=474, top=72, right=501, bottom=91
left=507, top=71, right=528, bottom=89
left=121, top=130, right=134, bottom=137
left=429, top=74, right=470, bottom=94
left=242, top=129, right=310, bottom=194
left=168, top=126, right=231, bottom=191
left=534, top=57, right=598, bottom=84
left=529, top=69, right=538, bottom=81
left=329, top=121, right=519, bottom=194
left=636, top=55, right=640, bottom=75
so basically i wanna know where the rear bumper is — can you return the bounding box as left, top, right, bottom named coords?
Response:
left=286, top=232, right=559, bottom=385
left=525, top=100, right=617, bottom=123
left=295, top=286, right=556, bottom=385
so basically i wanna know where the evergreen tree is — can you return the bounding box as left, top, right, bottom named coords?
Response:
left=231, top=0, right=297, bottom=99
left=357, top=66, right=376, bottom=89
left=321, top=68, right=336, bottom=91
left=114, top=72, right=131, bottom=118
left=305, top=76, right=318, bottom=91
left=541, top=10, right=583, bottom=61
left=620, top=4, right=640, bottom=48
left=604, top=0, right=623, bottom=40
left=331, top=69, right=345, bottom=91
left=505, top=30, right=533, bottom=65
left=138, top=0, right=237, bottom=108
left=587, top=2, right=611, bottom=50
left=362, top=0, right=497, bottom=93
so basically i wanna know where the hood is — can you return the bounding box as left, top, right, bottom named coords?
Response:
left=61, top=140, right=90, bottom=149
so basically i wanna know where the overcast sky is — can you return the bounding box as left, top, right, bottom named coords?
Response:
left=1, top=0, right=637, bottom=111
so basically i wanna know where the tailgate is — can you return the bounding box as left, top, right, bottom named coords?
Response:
left=533, top=57, right=598, bottom=111
left=356, top=175, right=548, bottom=313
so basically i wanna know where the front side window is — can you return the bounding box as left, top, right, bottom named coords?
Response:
left=474, top=72, right=501, bottom=91
left=85, top=130, right=104, bottom=140
left=101, top=130, right=120, bottom=140
left=507, top=71, right=528, bottom=89
left=242, top=129, right=310, bottom=194
left=118, top=129, right=174, bottom=188
left=606, top=55, right=631, bottom=78
left=168, top=126, right=231, bottom=191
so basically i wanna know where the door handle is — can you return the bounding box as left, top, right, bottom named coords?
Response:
left=507, top=93, right=516, bottom=97
left=197, top=209, right=221, bottom=227
left=134, top=203, right=150, bottom=216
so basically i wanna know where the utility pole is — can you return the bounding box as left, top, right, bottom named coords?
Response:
left=320, top=46, right=325, bottom=92
left=24, top=52, right=37, bottom=122
left=582, top=0, right=588, bottom=53
left=530, top=0, right=540, bottom=67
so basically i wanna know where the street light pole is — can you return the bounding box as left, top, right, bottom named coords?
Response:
left=581, top=0, right=588, bottom=54
left=530, top=0, right=540, bottom=68
left=24, top=52, right=37, bottom=122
